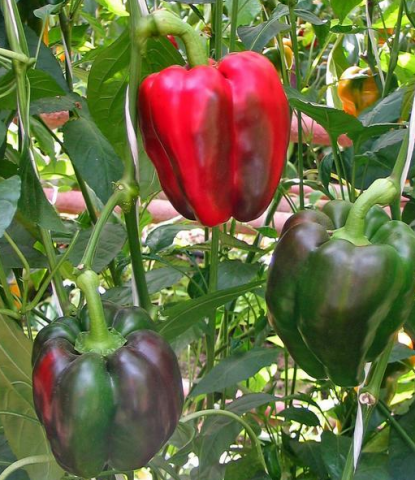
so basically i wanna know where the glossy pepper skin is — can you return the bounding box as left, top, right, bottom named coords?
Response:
left=338, top=66, right=380, bottom=117
left=138, top=51, right=290, bottom=227
left=266, top=201, right=415, bottom=386
left=32, top=302, right=184, bottom=478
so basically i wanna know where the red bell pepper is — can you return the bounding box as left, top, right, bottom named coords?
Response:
left=138, top=51, right=290, bottom=227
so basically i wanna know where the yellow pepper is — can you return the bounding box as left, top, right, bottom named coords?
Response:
left=338, top=66, right=380, bottom=117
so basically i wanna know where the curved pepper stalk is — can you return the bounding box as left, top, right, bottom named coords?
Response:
left=32, top=301, right=184, bottom=478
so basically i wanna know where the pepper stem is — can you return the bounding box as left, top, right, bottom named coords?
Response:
left=75, top=270, right=126, bottom=355
left=332, top=177, right=398, bottom=245
left=136, top=10, right=209, bottom=68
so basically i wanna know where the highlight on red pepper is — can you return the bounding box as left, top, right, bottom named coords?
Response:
left=137, top=11, right=290, bottom=227
left=337, top=66, right=380, bottom=117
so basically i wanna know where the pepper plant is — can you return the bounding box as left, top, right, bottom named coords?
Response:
left=1, top=0, right=415, bottom=479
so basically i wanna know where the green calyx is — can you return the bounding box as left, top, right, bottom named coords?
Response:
left=75, top=328, right=126, bottom=356
left=76, top=270, right=126, bottom=356
left=332, top=177, right=399, bottom=246
left=136, top=10, right=209, bottom=68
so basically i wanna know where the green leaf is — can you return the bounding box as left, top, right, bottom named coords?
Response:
left=320, top=431, right=351, bottom=480
left=62, top=116, right=123, bottom=204
left=54, top=223, right=126, bottom=273
left=389, top=399, right=415, bottom=479
left=197, top=395, right=273, bottom=477
left=18, top=152, right=66, bottom=232
left=145, top=224, right=196, bottom=253
left=159, top=280, right=264, bottom=342
left=87, top=31, right=184, bottom=157
left=0, top=314, right=63, bottom=480
left=225, top=0, right=262, bottom=27
left=287, top=438, right=328, bottom=478
left=33, top=3, right=64, bottom=20
left=0, top=70, right=66, bottom=110
left=95, top=0, right=129, bottom=16
left=238, top=16, right=290, bottom=52
left=225, top=452, right=269, bottom=480
left=25, top=27, right=68, bottom=92
left=219, top=232, right=263, bottom=253
left=0, top=221, right=47, bottom=269
left=224, top=393, right=277, bottom=414
left=330, top=0, right=362, bottom=22
left=255, top=227, right=278, bottom=239
left=278, top=407, right=320, bottom=427
left=294, top=8, right=327, bottom=25
left=286, top=86, right=396, bottom=144
left=355, top=453, right=390, bottom=480
left=146, top=267, right=185, bottom=294
left=191, top=347, right=279, bottom=396
left=359, top=89, right=403, bottom=126
left=0, top=176, right=21, bottom=238
left=0, top=121, right=6, bottom=150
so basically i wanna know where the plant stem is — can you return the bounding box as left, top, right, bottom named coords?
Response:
left=214, top=0, right=224, bottom=59
left=246, top=187, right=284, bottom=263
left=206, top=226, right=220, bottom=408
left=26, top=231, right=79, bottom=312
left=0, top=309, right=21, bottom=320
left=0, top=455, right=55, bottom=480
left=136, top=10, right=209, bottom=67
left=39, top=229, right=70, bottom=315
left=382, top=0, right=405, bottom=97
left=181, top=409, right=267, bottom=472
left=59, top=10, right=73, bottom=90
left=0, top=259, right=17, bottom=311
left=341, top=340, right=394, bottom=480
left=75, top=270, right=126, bottom=355
left=124, top=210, right=153, bottom=313
left=330, top=135, right=346, bottom=200
left=288, top=6, right=304, bottom=210
left=0, top=48, right=34, bottom=64
left=377, top=400, right=415, bottom=454
left=229, top=0, right=239, bottom=52
left=79, top=190, right=123, bottom=270
left=334, top=177, right=398, bottom=244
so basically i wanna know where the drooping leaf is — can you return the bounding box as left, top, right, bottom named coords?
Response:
left=294, top=8, right=328, bottom=25
left=286, top=86, right=396, bottom=145
left=0, top=314, right=63, bottom=480
left=225, top=0, right=262, bottom=27
left=0, top=220, right=46, bottom=269
left=0, top=70, right=66, bottom=110
left=62, top=116, right=124, bottom=204
left=18, top=152, right=66, bottom=232
left=191, top=347, right=279, bottom=396
left=388, top=400, right=415, bottom=479
left=238, top=17, right=290, bottom=52
left=159, top=280, right=264, bottom=342
left=278, top=407, right=320, bottom=427
left=330, top=0, right=362, bottom=22
left=87, top=31, right=184, bottom=157
left=0, top=176, right=21, bottom=238
left=54, top=223, right=127, bottom=272
left=95, top=0, right=129, bottom=16
left=145, top=224, right=196, bottom=253
left=320, top=431, right=351, bottom=480
left=33, top=3, right=65, bottom=19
